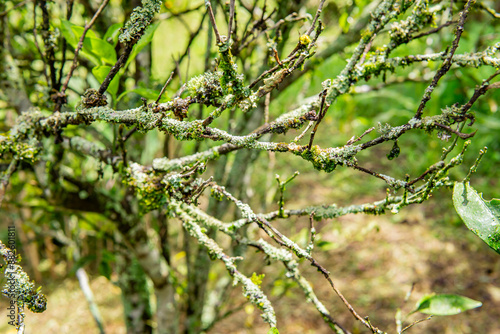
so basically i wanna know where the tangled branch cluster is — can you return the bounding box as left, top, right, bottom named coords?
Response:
left=1, top=0, right=499, bottom=333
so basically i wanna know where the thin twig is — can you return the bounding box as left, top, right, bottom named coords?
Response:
left=272, top=48, right=283, bottom=66
left=264, top=93, right=270, bottom=124
left=465, top=146, right=487, bottom=181
left=414, top=0, right=474, bottom=119
left=305, top=0, right=327, bottom=36
left=32, top=0, right=49, bottom=84
left=57, top=0, right=74, bottom=89
left=241, top=0, right=259, bottom=39
left=172, top=54, right=183, bottom=86
left=400, top=316, right=433, bottom=333
left=308, top=90, right=328, bottom=150
left=98, top=42, right=133, bottom=96
left=441, top=71, right=499, bottom=160
left=346, top=127, right=375, bottom=145
left=156, top=71, right=175, bottom=105
left=434, top=123, right=476, bottom=139
left=167, top=12, right=208, bottom=85
left=237, top=12, right=304, bottom=53
left=459, top=70, right=500, bottom=115
left=351, top=164, right=414, bottom=192
left=228, top=0, right=235, bottom=39
left=39, top=0, right=57, bottom=90
left=122, top=127, right=137, bottom=143
left=407, top=161, right=445, bottom=186
left=359, top=34, right=376, bottom=65
left=206, top=1, right=221, bottom=44
left=411, top=20, right=457, bottom=40
left=477, top=2, right=500, bottom=19
left=60, top=0, right=110, bottom=97
left=214, top=185, right=383, bottom=333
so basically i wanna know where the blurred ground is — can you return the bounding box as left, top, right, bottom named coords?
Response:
left=1, top=196, right=499, bottom=334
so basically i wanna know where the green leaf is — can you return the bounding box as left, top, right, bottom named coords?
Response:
left=414, top=294, right=482, bottom=316
left=125, top=22, right=160, bottom=69
left=83, top=37, right=117, bottom=65
left=453, top=182, right=500, bottom=254
left=60, top=20, right=116, bottom=66
left=267, top=328, right=279, bottom=334
left=92, top=66, right=120, bottom=99
left=316, top=240, right=338, bottom=251
left=60, top=20, right=98, bottom=49
left=103, top=23, right=123, bottom=46
left=69, top=25, right=98, bottom=43
left=59, top=21, right=76, bottom=45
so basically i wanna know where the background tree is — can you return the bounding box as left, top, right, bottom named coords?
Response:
left=1, top=0, right=499, bottom=333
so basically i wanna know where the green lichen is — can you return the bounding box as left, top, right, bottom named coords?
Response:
left=119, top=0, right=162, bottom=44
left=217, top=42, right=249, bottom=98
left=172, top=203, right=277, bottom=326
left=387, top=0, right=433, bottom=52
left=185, top=71, right=223, bottom=105
left=161, top=119, right=205, bottom=141
left=0, top=240, right=47, bottom=330
left=81, top=89, right=107, bottom=108
left=125, top=163, right=166, bottom=213
left=0, top=135, right=40, bottom=163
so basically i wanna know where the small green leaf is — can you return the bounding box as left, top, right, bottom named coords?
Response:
left=453, top=182, right=500, bottom=254
left=83, top=37, right=117, bottom=65
left=267, top=327, right=279, bottom=334
left=414, top=294, right=482, bottom=316
left=60, top=19, right=97, bottom=47
left=60, top=20, right=78, bottom=46
left=60, top=20, right=116, bottom=66
left=103, top=23, right=123, bottom=46
left=316, top=240, right=337, bottom=251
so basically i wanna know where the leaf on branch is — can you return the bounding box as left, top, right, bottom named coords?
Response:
left=453, top=182, right=500, bottom=254
left=83, top=37, right=117, bottom=65
left=60, top=20, right=116, bottom=66
left=103, top=23, right=123, bottom=46
left=413, top=294, right=482, bottom=316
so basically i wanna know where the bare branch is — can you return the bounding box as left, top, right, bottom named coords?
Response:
left=58, top=0, right=109, bottom=110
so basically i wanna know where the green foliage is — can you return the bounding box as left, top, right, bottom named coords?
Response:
left=268, top=327, right=280, bottom=334
left=1, top=0, right=500, bottom=332
left=413, top=294, right=482, bottom=316
left=453, top=182, right=500, bottom=254
left=60, top=20, right=117, bottom=66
